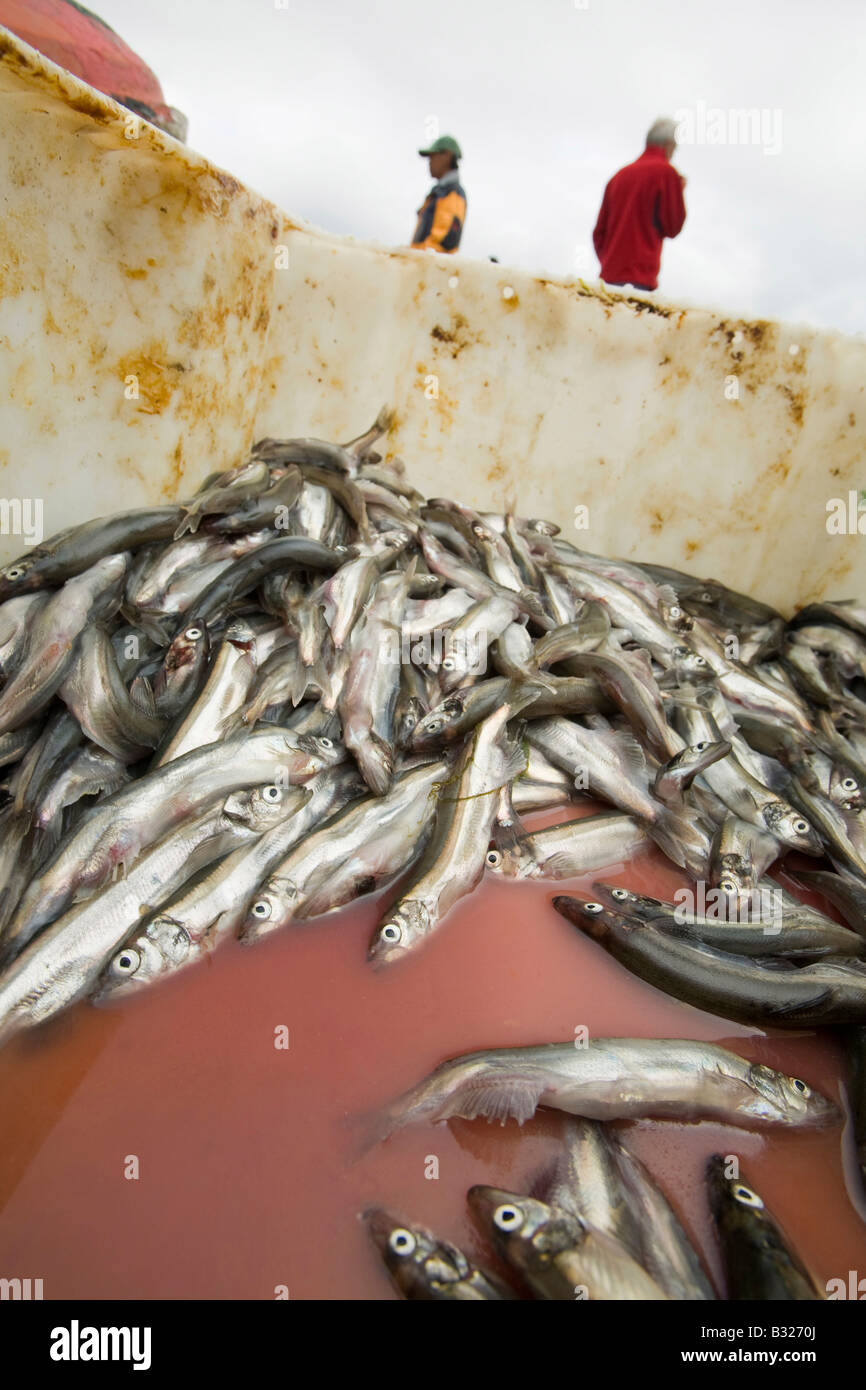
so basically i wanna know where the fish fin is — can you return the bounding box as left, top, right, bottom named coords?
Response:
left=129, top=675, right=158, bottom=719
left=542, top=850, right=588, bottom=878
left=656, top=583, right=681, bottom=607
left=619, top=732, right=648, bottom=775
left=453, top=1076, right=547, bottom=1126
left=762, top=988, right=834, bottom=1018
left=500, top=739, right=531, bottom=786
left=172, top=509, right=199, bottom=541
left=493, top=813, right=528, bottom=854
left=648, top=812, right=691, bottom=871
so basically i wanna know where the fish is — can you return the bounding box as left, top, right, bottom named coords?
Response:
left=706, top=1155, right=824, bottom=1300
left=0, top=509, right=181, bottom=599
left=709, top=812, right=780, bottom=899
left=0, top=785, right=293, bottom=1039
left=0, top=555, right=128, bottom=734
left=154, top=620, right=259, bottom=765
left=34, top=746, right=131, bottom=837
left=173, top=461, right=271, bottom=539
left=844, top=1026, right=866, bottom=1201
left=555, top=895, right=866, bottom=1026
left=338, top=567, right=416, bottom=794
left=362, top=1207, right=516, bottom=1300
left=540, top=1117, right=646, bottom=1263
left=1, top=393, right=866, bottom=1230
left=59, top=624, right=166, bottom=762
left=525, top=715, right=712, bottom=875
left=486, top=812, right=650, bottom=880
left=240, top=760, right=447, bottom=942
left=652, top=740, right=732, bottom=803
left=3, top=727, right=340, bottom=956
left=98, top=768, right=362, bottom=999
left=188, top=536, right=343, bottom=628
left=590, top=880, right=864, bottom=960
left=364, top=1037, right=837, bottom=1144
left=368, top=700, right=528, bottom=965
left=609, top=1133, right=716, bottom=1300
left=793, top=868, right=866, bottom=941
left=151, top=620, right=211, bottom=719
left=467, top=1185, right=671, bottom=1300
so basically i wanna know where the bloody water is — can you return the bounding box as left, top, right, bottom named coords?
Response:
left=0, top=800, right=865, bottom=1300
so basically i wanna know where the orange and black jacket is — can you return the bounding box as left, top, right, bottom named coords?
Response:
left=412, top=170, right=467, bottom=253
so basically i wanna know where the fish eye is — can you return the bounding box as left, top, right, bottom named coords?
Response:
left=113, top=947, right=141, bottom=975
left=318, top=737, right=333, bottom=749
left=842, top=777, right=858, bottom=791
left=441, top=656, right=457, bottom=671
left=701, top=590, right=713, bottom=602
left=426, top=716, right=444, bottom=732
left=486, top=850, right=502, bottom=867
left=791, top=1077, right=810, bottom=1096
left=793, top=819, right=809, bottom=834
left=719, top=879, right=738, bottom=895
left=251, top=900, right=271, bottom=919
left=694, top=741, right=709, bottom=750
left=584, top=902, right=604, bottom=914
left=611, top=888, right=629, bottom=901
left=493, top=1204, right=523, bottom=1231
left=262, top=786, right=281, bottom=802
left=185, top=626, right=203, bottom=640
left=732, top=1184, right=764, bottom=1209
left=388, top=1228, right=417, bottom=1257
left=3, top=566, right=26, bottom=580
left=381, top=923, right=402, bottom=943
left=669, top=605, right=682, bottom=619
left=694, top=656, right=707, bottom=666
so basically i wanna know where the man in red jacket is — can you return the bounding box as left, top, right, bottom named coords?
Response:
left=593, top=117, right=687, bottom=291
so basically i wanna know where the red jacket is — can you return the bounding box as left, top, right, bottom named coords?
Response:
left=592, top=145, right=686, bottom=290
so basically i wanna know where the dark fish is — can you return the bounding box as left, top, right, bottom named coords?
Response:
left=706, top=1155, right=823, bottom=1300
left=362, top=1206, right=516, bottom=1300
left=554, top=895, right=866, bottom=1026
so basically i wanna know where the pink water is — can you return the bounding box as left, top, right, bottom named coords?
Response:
left=0, top=802, right=864, bottom=1299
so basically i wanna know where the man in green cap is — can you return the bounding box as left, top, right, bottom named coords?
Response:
left=412, top=135, right=467, bottom=254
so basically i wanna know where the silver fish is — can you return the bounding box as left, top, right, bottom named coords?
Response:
left=366, top=1037, right=837, bottom=1142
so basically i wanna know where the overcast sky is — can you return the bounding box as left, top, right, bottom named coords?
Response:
left=89, top=0, right=865, bottom=336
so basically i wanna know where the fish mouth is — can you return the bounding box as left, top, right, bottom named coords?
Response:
left=367, top=942, right=404, bottom=970
left=359, top=1206, right=404, bottom=1251
left=466, top=1184, right=513, bottom=1228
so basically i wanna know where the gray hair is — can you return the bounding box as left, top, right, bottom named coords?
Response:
left=646, top=117, right=678, bottom=147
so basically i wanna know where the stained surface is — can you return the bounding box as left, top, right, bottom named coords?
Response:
left=0, top=802, right=864, bottom=1301
left=2, top=27, right=866, bottom=608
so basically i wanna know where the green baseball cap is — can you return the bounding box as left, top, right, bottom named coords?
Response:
left=418, top=134, right=462, bottom=159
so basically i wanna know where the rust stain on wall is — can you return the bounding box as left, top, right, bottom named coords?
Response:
left=430, top=313, right=481, bottom=359
left=115, top=346, right=188, bottom=416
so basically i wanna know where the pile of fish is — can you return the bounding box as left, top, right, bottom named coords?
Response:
left=360, top=1036, right=844, bottom=1298
left=364, top=1114, right=826, bottom=1300
left=0, top=408, right=865, bottom=1296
